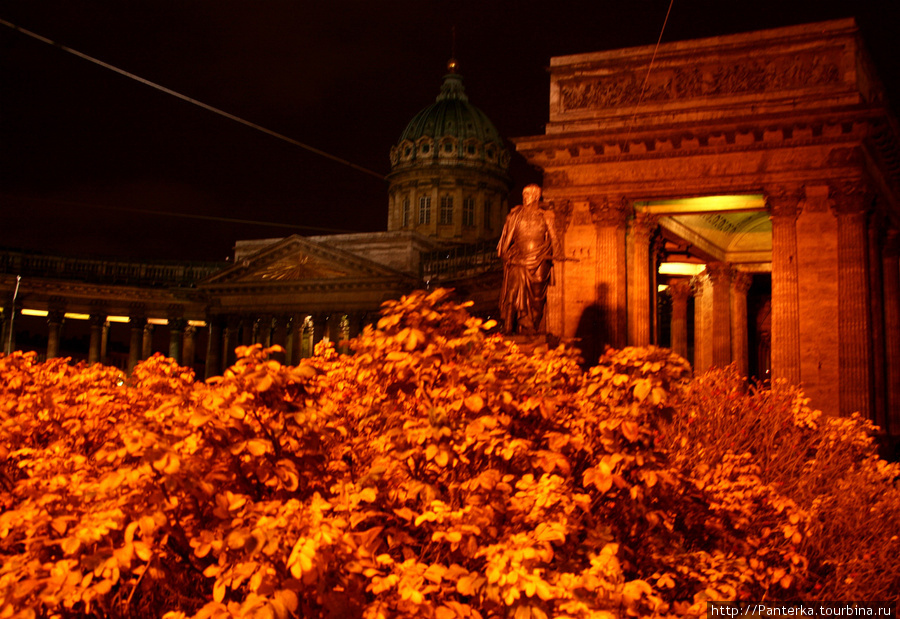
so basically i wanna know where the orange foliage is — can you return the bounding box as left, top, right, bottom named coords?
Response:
left=0, top=289, right=897, bottom=618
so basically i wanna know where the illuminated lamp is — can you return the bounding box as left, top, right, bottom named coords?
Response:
left=659, top=262, right=707, bottom=276
left=21, top=309, right=49, bottom=317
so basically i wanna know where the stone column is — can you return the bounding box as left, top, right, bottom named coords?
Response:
left=46, top=310, right=64, bottom=359
left=668, top=280, right=692, bottom=360
left=869, top=212, right=887, bottom=430
left=205, top=318, right=223, bottom=379
left=240, top=317, right=254, bottom=347
left=731, top=271, right=752, bottom=377
left=312, top=313, right=327, bottom=346
left=88, top=314, right=105, bottom=364
left=593, top=197, right=629, bottom=350
left=883, top=230, right=900, bottom=435
left=142, top=324, right=154, bottom=359
left=693, top=272, right=710, bottom=372
left=706, top=262, right=733, bottom=368
left=271, top=316, right=288, bottom=363
left=224, top=316, right=241, bottom=367
left=831, top=181, right=872, bottom=418
left=287, top=314, right=302, bottom=365
left=168, top=318, right=185, bottom=364
left=100, top=321, right=110, bottom=364
left=128, top=316, right=145, bottom=372
left=256, top=316, right=272, bottom=347
left=182, top=325, right=197, bottom=368
left=767, top=186, right=803, bottom=386
left=627, top=212, right=657, bottom=347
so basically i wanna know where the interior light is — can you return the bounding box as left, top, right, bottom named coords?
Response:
left=187, top=320, right=207, bottom=328
left=147, top=318, right=168, bottom=326
left=658, top=284, right=669, bottom=292
left=63, top=313, right=90, bottom=320
left=106, top=316, right=131, bottom=323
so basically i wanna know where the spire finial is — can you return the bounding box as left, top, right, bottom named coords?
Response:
left=447, top=26, right=458, bottom=74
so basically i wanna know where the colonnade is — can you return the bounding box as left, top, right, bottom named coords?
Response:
left=203, top=311, right=374, bottom=379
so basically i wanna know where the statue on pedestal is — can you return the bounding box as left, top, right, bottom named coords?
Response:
left=497, top=184, right=560, bottom=335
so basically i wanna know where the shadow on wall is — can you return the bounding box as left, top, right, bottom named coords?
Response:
left=575, top=302, right=603, bottom=366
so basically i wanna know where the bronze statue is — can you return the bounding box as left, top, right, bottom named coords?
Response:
left=497, top=184, right=560, bottom=334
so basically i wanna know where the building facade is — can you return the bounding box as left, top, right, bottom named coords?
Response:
left=514, top=19, right=900, bottom=437
left=0, top=62, right=509, bottom=378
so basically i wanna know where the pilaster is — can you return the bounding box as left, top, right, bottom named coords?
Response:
left=767, top=185, right=803, bottom=386
left=831, top=181, right=873, bottom=417
left=627, top=212, right=657, bottom=346
left=592, top=196, right=629, bottom=350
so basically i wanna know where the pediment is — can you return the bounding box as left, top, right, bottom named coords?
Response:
left=201, top=235, right=413, bottom=287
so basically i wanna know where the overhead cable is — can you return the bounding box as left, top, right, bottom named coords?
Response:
left=0, top=18, right=387, bottom=181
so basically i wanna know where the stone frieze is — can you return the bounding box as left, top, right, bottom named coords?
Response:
left=559, top=49, right=842, bottom=112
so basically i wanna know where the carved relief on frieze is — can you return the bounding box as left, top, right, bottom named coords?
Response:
left=559, top=49, right=842, bottom=112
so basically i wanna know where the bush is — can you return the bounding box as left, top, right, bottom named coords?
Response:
left=1, top=289, right=897, bottom=618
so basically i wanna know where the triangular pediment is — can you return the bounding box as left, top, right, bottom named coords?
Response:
left=201, top=235, right=414, bottom=287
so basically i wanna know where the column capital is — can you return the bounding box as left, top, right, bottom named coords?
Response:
left=589, top=196, right=629, bottom=227
left=129, top=315, right=147, bottom=329
left=731, top=271, right=752, bottom=295
left=167, top=317, right=186, bottom=331
left=667, top=279, right=693, bottom=303
left=766, top=184, right=804, bottom=221
left=46, top=309, right=65, bottom=325
left=704, top=262, right=733, bottom=284
left=89, top=313, right=107, bottom=328
left=630, top=211, right=659, bottom=238
left=829, top=180, right=872, bottom=217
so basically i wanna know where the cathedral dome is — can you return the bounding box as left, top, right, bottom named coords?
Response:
left=387, top=61, right=511, bottom=243
left=390, top=62, right=510, bottom=173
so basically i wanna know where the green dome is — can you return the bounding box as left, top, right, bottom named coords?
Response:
left=390, top=65, right=510, bottom=172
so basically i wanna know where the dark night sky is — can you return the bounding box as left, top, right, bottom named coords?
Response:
left=1, top=1, right=898, bottom=262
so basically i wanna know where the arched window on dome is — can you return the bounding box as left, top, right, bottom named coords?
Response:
left=416, top=138, right=433, bottom=157
left=464, top=139, right=479, bottom=158
left=440, top=138, right=457, bottom=157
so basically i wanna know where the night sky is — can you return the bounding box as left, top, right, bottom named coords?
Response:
left=2, top=1, right=898, bottom=262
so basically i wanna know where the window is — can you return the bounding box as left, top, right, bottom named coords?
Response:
left=402, top=197, right=410, bottom=227
left=418, top=196, right=431, bottom=225
left=484, top=198, right=492, bottom=228
left=463, top=197, right=475, bottom=227
left=440, top=196, right=453, bottom=225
